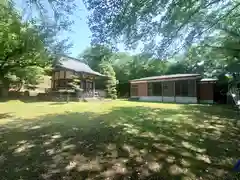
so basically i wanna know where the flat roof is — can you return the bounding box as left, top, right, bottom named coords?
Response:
left=200, top=78, right=218, bottom=82
left=130, top=74, right=201, bottom=82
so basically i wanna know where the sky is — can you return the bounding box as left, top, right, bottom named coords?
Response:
left=14, top=0, right=141, bottom=58
left=59, top=1, right=92, bottom=57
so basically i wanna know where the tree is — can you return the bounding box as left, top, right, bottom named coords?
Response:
left=113, top=53, right=168, bottom=81
left=68, top=75, right=82, bottom=92
left=111, top=52, right=168, bottom=97
left=99, top=61, right=117, bottom=99
left=12, top=0, right=76, bottom=31
left=84, top=0, right=240, bottom=57
left=9, top=66, right=47, bottom=91
left=183, top=21, right=240, bottom=78
left=78, top=45, right=113, bottom=71
left=0, top=4, right=50, bottom=96
left=78, top=45, right=170, bottom=97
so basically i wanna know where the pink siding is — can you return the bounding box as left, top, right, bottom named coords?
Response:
left=137, top=82, right=148, bottom=96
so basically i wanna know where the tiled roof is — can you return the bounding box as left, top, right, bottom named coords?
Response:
left=130, top=74, right=201, bottom=82
left=58, top=55, right=104, bottom=76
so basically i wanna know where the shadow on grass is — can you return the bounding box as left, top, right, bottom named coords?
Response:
left=0, top=105, right=239, bottom=180
left=0, top=97, right=43, bottom=103
left=0, top=113, right=13, bottom=119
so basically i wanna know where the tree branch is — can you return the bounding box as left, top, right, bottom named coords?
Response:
left=3, top=62, right=41, bottom=71
left=160, top=0, right=224, bottom=56
left=204, top=44, right=240, bottom=52
left=217, top=26, right=240, bottom=39
left=200, top=2, right=240, bottom=37
left=172, top=0, right=222, bottom=39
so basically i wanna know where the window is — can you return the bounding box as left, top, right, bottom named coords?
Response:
left=162, top=81, right=174, bottom=96
left=86, top=81, right=93, bottom=89
left=148, top=83, right=153, bottom=96
left=131, top=84, right=138, bottom=96
left=58, top=80, right=67, bottom=87
left=59, top=71, right=65, bottom=79
left=148, top=82, right=163, bottom=96
left=153, top=82, right=162, bottom=96
left=188, top=80, right=195, bottom=96
left=181, top=81, right=189, bottom=96
left=66, top=71, right=73, bottom=79
left=175, top=80, right=196, bottom=97
left=54, top=71, right=59, bottom=79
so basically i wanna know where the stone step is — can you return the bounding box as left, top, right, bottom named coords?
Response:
left=83, top=97, right=103, bottom=102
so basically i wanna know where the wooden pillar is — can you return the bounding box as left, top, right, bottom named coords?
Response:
left=174, top=81, right=176, bottom=102
left=93, top=80, right=95, bottom=97
left=81, top=73, right=85, bottom=92
left=161, top=82, right=163, bottom=102
left=195, top=80, right=198, bottom=103
left=51, top=73, right=54, bottom=89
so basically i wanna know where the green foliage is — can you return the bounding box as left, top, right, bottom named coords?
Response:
left=0, top=3, right=51, bottom=96
left=182, top=14, right=240, bottom=79
left=68, top=75, right=83, bottom=91
left=11, top=66, right=46, bottom=90
left=79, top=45, right=170, bottom=96
left=78, top=45, right=113, bottom=71
left=99, top=61, right=117, bottom=99
left=83, top=0, right=240, bottom=89
left=79, top=46, right=168, bottom=82
left=113, top=53, right=168, bottom=82
left=16, top=0, right=76, bottom=32
left=84, top=0, right=240, bottom=57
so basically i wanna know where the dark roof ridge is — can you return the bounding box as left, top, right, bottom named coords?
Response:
left=56, top=55, right=104, bottom=76
left=59, top=54, right=85, bottom=63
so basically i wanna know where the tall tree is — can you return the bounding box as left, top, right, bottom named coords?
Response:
left=113, top=53, right=168, bottom=82
left=183, top=17, right=240, bottom=78
left=99, top=60, right=117, bottom=99
left=0, top=3, right=50, bottom=96
left=78, top=45, right=113, bottom=71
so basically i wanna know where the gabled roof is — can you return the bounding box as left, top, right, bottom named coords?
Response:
left=57, top=55, right=104, bottom=76
left=130, top=74, right=201, bottom=82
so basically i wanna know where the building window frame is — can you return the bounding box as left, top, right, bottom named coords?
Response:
left=175, top=80, right=196, bottom=97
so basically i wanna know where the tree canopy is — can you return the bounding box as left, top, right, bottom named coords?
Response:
left=1, top=0, right=239, bottom=98
left=84, top=0, right=240, bottom=57
left=78, top=45, right=113, bottom=71
left=0, top=3, right=51, bottom=96
left=99, top=60, right=117, bottom=99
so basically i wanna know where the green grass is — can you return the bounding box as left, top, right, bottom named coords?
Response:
left=0, top=100, right=239, bottom=180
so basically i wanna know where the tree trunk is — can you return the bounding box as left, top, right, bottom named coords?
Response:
left=1, top=87, right=9, bottom=97
left=15, top=81, right=23, bottom=92
left=0, top=78, right=10, bottom=98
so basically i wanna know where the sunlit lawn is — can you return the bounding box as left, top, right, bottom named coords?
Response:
left=0, top=100, right=239, bottom=180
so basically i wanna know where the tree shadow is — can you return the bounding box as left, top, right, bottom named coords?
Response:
left=49, top=102, right=69, bottom=105
left=0, top=105, right=239, bottom=180
left=184, top=104, right=238, bottom=119
left=0, top=113, right=13, bottom=119
left=0, top=97, right=41, bottom=103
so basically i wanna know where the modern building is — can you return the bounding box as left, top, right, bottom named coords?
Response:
left=130, top=74, right=217, bottom=104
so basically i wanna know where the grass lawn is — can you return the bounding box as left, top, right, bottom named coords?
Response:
left=0, top=100, right=239, bottom=180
